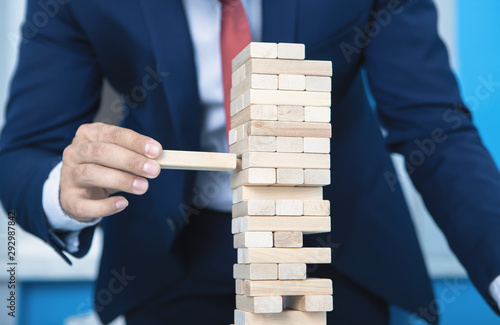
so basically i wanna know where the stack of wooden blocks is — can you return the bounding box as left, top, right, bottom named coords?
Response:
left=229, top=42, right=334, bottom=325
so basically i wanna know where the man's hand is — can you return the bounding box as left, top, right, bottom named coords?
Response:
left=60, top=123, right=162, bottom=222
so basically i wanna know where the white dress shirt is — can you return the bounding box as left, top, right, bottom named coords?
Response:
left=41, top=0, right=500, bottom=312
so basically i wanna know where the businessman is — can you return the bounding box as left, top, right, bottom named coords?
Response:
left=1, top=0, right=500, bottom=324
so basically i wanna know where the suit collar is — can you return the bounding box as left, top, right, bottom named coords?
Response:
left=139, top=0, right=201, bottom=151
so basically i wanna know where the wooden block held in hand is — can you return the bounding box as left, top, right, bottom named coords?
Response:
left=303, top=200, right=330, bottom=216
left=233, top=186, right=323, bottom=203
left=277, top=106, right=304, bottom=122
left=304, top=169, right=331, bottom=186
left=277, top=43, right=306, bottom=60
left=276, top=168, right=304, bottom=185
left=232, top=42, right=278, bottom=71
left=276, top=200, right=304, bottom=216
left=276, top=137, right=304, bottom=152
left=279, top=74, right=306, bottom=90
left=232, top=200, right=276, bottom=218
left=233, top=263, right=278, bottom=280
left=304, top=107, right=331, bottom=123
left=305, top=76, right=332, bottom=92
left=230, top=168, right=276, bottom=188
left=235, top=310, right=326, bottom=325
left=244, top=278, right=333, bottom=296
left=236, top=295, right=283, bottom=314
left=284, top=295, right=333, bottom=312
left=274, top=232, right=303, bottom=248
left=157, top=150, right=236, bottom=171
left=238, top=247, right=331, bottom=264
left=278, top=263, right=307, bottom=279
left=246, top=120, right=331, bottom=138
left=234, top=232, right=273, bottom=248
left=234, top=216, right=330, bottom=234
left=303, top=138, right=330, bottom=153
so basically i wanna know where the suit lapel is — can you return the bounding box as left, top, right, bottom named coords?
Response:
left=139, top=0, right=201, bottom=151
left=262, top=0, right=299, bottom=43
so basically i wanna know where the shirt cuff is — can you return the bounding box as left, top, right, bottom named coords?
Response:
left=488, top=275, right=500, bottom=309
left=42, top=161, right=101, bottom=252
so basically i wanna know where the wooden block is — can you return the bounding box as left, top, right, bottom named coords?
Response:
left=232, top=42, right=278, bottom=71
left=229, top=128, right=237, bottom=146
left=232, top=217, right=241, bottom=233
left=232, top=186, right=322, bottom=203
left=304, top=169, right=331, bottom=186
left=304, top=107, right=331, bottom=123
left=243, top=278, right=333, bottom=296
left=232, top=200, right=276, bottom=218
left=276, top=168, right=304, bottom=185
left=276, top=137, right=303, bottom=152
left=236, top=279, right=245, bottom=294
left=244, top=58, right=332, bottom=77
left=235, top=310, right=326, bottom=325
left=232, top=64, right=246, bottom=87
left=231, top=105, right=278, bottom=129
left=234, top=216, right=330, bottom=234
left=238, top=247, right=331, bottom=264
left=157, top=150, right=236, bottom=171
left=233, top=263, right=278, bottom=280
left=234, top=232, right=274, bottom=248
left=277, top=106, right=304, bottom=122
left=236, top=295, right=283, bottom=314
left=245, top=121, right=331, bottom=138
left=284, top=295, right=333, bottom=312
left=231, top=74, right=279, bottom=100
left=236, top=123, right=248, bottom=141
left=276, top=200, right=304, bottom=216
left=243, top=89, right=331, bottom=107
left=303, top=138, right=330, bottom=153
left=230, top=136, right=276, bottom=157
left=305, top=76, right=332, bottom=92
left=231, top=94, right=246, bottom=116
left=278, top=263, right=307, bottom=279
left=278, top=74, right=305, bottom=91
left=230, top=168, right=276, bottom=188
left=274, top=232, right=303, bottom=248
left=242, top=152, right=330, bottom=170
left=277, top=43, right=306, bottom=60
left=303, top=200, right=330, bottom=216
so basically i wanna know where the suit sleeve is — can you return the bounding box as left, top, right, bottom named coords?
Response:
left=363, top=0, right=500, bottom=311
left=0, top=0, right=103, bottom=263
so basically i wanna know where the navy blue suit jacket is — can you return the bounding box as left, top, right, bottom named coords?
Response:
left=2, top=0, right=500, bottom=323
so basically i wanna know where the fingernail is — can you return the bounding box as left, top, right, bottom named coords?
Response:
left=143, top=161, right=160, bottom=177
left=116, top=199, right=129, bottom=210
left=144, top=142, right=161, bottom=157
left=133, top=179, right=149, bottom=193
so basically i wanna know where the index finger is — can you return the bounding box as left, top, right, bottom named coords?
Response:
left=75, top=123, right=162, bottom=159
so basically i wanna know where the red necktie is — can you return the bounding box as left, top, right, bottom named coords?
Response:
left=220, top=0, right=252, bottom=138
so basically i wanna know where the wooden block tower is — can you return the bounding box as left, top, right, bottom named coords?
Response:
left=229, top=42, right=333, bottom=325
